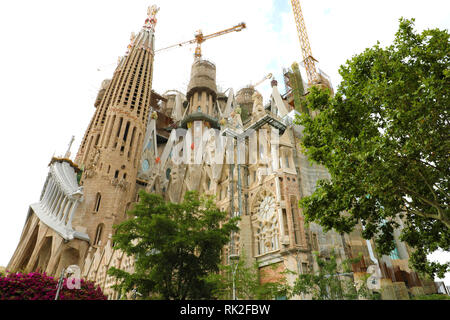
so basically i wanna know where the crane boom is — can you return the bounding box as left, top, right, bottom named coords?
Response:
left=290, top=0, right=319, bottom=85
left=155, top=22, right=246, bottom=59
left=252, top=73, right=272, bottom=88
left=199, top=22, right=246, bottom=43
left=154, top=38, right=198, bottom=53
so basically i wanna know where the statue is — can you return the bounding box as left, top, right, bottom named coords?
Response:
left=118, top=178, right=128, bottom=191
left=84, top=147, right=101, bottom=179
left=251, top=91, right=265, bottom=119
left=126, top=32, right=136, bottom=54
left=229, top=107, right=243, bottom=130
left=93, top=147, right=101, bottom=167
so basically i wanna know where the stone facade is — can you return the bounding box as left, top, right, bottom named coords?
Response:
left=7, top=6, right=159, bottom=299
left=7, top=5, right=437, bottom=300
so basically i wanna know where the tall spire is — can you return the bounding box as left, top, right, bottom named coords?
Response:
left=76, top=5, right=159, bottom=168
left=72, top=4, right=160, bottom=253
left=125, top=5, right=159, bottom=56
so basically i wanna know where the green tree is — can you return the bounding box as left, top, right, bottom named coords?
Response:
left=295, top=18, right=449, bottom=278
left=205, top=251, right=291, bottom=300
left=292, top=252, right=380, bottom=300
left=108, top=190, right=239, bottom=300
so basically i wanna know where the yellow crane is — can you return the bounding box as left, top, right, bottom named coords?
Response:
left=290, top=0, right=320, bottom=86
left=155, top=22, right=247, bottom=59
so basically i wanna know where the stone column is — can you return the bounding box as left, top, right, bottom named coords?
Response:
left=50, top=190, right=63, bottom=217
left=43, top=179, right=57, bottom=209
left=67, top=200, right=80, bottom=229
left=57, top=196, right=68, bottom=222
left=48, top=187, right=60, bottom=214
left=61, top=200, right=73, bottom=225
left=133, top=132, right=143, bottom=168
left=275, top=176, right=286, bottom=243
left=99, top=114, right=112, bottom=147
left=42, top=178, right=55, bottom=204
left=54, top=193, right=65, bottom=219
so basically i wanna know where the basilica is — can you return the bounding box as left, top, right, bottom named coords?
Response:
left=7, top=5, right=437, bottom=300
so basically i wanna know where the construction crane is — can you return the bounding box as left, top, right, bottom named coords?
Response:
left=290, top=0, right=320, bottom=86
left=155, top=22, right=246, bottom=59
left=250, top=73, right=273, bottom=88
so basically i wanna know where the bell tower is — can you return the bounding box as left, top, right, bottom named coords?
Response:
left=186, top=59, right=218, bottom=118
left=72, top=6, right=160, bottom=247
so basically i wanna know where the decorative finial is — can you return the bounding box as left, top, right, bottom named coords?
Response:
left=124, top=6, right=159, bottom=56
left=126, top=32, right=136, bottom=55
left=143, top=5, right=160, bottom=32
left=64, top=135, right=75, bottom=159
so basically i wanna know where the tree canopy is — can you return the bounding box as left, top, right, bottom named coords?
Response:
left=205, top=251, right=290, bottom=300
left=292, top=252, right=380, bottom=300
left=296, top=18, right=449, bottom=278
left=108, top=190, right=239, bottom=300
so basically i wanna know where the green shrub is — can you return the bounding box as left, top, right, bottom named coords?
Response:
left=0, top=271, right=107, bottom=300
left=413, top=294, right=450, bottom=300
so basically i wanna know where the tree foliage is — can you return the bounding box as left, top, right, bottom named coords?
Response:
left=412, top=293, right=450, bottom=300
left=292, top=252, right=380, bottom=300
left=205, top=251, right=291, bottom=300
left=295, top=18, right=449, bottom=278
left=108, top=190, right=239, bottom=300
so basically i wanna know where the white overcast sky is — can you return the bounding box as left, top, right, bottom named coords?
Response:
left=0, top=0, right=448, bottom=285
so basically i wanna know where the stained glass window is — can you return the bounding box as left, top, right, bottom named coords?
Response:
left=142, top=159, right=150, bottom=171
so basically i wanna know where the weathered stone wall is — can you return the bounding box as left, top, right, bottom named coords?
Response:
left=7, top=212, right=89, bottom=277
left=260, top=262, right=285, bottom=284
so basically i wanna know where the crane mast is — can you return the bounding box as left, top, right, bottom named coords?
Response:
left=290, top=0, right=319, bottom=85
left=155, top=22, right=246, bottom=59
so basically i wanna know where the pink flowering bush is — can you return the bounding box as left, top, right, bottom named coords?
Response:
left=0, top=271, right=107, bottom=300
